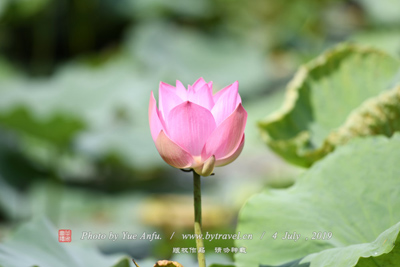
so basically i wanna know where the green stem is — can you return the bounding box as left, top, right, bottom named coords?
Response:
left=132, top=258, right=140, bottom=267
left=193, top=171, right=206, bottom=267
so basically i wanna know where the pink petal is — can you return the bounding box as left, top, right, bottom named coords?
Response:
left=213, top=81, right=240, bottom=103
left=176, top=80, right=187, bottom=100
left=193, top=155, right=216, bottom=177
left=188, top=83, right=214, bottom=110
left=215, top=135, right=245, bottom=166
left=202, top=103, right=247, bottom=160
left=166, top=101, right=216, bottom=156
left=159, top=81, right=176, bottom=93
left=155, top=130, right=194, bottom=168
left=192, top=77, right=207, bottom=92
left=149, top=91, right=164, bottom=142
left=207, top=81, right=213, bottom=89
left=212, top=81, right=242, bottom=125
left=159, top=82, right=185, bottom=120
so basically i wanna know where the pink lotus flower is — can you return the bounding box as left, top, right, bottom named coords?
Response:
left=149, top=78, right=247, bottom=176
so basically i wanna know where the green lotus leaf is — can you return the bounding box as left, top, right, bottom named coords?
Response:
left=258, top=44, right=400, bottom=167
left=235, top=134, right=400, bottom=267
left=302, top=222, right=400, bottom=267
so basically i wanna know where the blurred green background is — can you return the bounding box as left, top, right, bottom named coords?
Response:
left=0, top=0, right=399, bottom=266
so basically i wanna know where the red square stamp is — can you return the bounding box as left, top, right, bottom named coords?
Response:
left=58, top=229, right=72, bottom=242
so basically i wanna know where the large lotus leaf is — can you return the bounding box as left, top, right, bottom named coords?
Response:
left=0, top=218, right=131, bottom=267
left=235, top=134, right=400, bottom=267
left=350, top=31, right=400, bottom=59
left=258, top=44, right=400, bottom=167
left=260, top=258, right=308, bottom=267
left=302, top=222, right=400, bottom=267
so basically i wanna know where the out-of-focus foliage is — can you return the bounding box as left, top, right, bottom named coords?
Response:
left=355, top=0, right=400, bottom=25
left=1, top=0, right=397, bottom=187
left=0, top=218, right=131, bottom=267
left=0, top=0, right=400, bottom=266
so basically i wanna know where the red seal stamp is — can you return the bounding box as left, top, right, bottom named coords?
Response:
left=58, top=229, right=72, bottom=242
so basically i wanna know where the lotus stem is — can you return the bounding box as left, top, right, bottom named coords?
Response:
left=132, top=259, right=140, bottom=267
left=193, top=171, right=206, bottom=267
